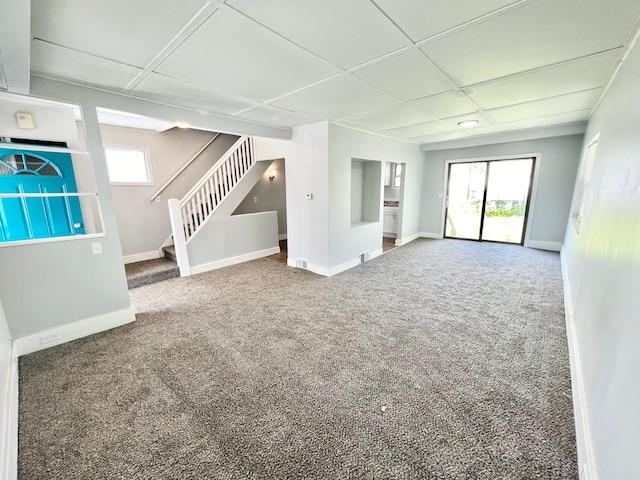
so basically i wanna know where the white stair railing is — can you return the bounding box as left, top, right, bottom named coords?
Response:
left=167, top=136, right=255, bottom=276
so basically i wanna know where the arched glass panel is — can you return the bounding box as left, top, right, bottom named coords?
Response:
left=0, top=153, right=62, bottom=176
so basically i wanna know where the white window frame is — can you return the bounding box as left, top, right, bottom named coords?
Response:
left=104, top=146, right=153, bottom=186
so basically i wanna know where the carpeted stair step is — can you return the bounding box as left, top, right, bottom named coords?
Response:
left=125, top=258, right=180, bottom=289
left=163, top=245, right=177, bottom=263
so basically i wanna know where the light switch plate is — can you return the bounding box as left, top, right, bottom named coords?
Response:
left=91, top=242, right=103, bottom=255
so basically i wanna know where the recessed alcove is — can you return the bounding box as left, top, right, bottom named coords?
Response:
left=350, top=159, right=381, bottom=227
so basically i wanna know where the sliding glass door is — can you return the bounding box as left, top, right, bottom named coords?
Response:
left=445, top=158, right=534, bottom=244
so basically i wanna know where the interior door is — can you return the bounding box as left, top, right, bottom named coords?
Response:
left=445, top=158, right=534, bottom=244
left=0, top=148, right=85, bottom=242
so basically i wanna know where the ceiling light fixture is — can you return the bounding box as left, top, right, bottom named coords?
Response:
left=175, top=122, right=190, bottom=129
left=458, top=120, right=479, bottom=128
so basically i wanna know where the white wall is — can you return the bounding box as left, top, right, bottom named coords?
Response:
left=284, top=123, right=330, bottom=274
left=562, top=40, right=640, bottom=480
left=100, top=124, right=238, bottom=258
left=421, top=135, right=583, bottom=246
left=234, top=158, right=287, bottom=236
left=0, top=300, right=17, bottom=480
left=328, top=124, right=425, bottom=270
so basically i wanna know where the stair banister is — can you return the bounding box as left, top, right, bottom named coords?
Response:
left=179, top=135, right=250, bottom=206
left=149, top=133, right=220, bottom=203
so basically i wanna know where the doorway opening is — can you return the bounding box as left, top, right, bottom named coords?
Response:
left=444, top=158, right=535, bottom=245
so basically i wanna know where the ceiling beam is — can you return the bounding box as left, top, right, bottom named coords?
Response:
left=0, top=0, right=31, bottom=94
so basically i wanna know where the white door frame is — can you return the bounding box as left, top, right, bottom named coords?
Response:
left=440, top=152, right=542, bottom=247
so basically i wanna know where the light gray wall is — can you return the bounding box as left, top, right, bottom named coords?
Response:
left=1, top=82, right=132, bottom=338
left=350, top=160, right=364, bottom=224
left=563, top=41, right=640, bottom=479
left=328, top=123, right=425, bottom=269
left=187, top=212, right=278, bottom=268
left=233, top=158, right=287, bottom=236
left=101, top=125, right=238, bottom=257
left=421, top=135, right=583, bottom=244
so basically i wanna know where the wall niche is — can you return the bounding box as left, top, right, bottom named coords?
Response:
left=350, top=159, right=381, bottom=226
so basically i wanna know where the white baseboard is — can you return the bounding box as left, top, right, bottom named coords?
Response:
left=527, top=240, right=562, bottom=252
left=190, top=246, right=280, bottom=275
left=278, top=233, right=288, bottom=241
left=0, top=344, right=18, bottom=480
left=14, top=308, right=136, bottom=357
left=561, top=249, right=597, bottom=480
left=326, top=248, right=384, bottom=277
left=123, top=250, right=162, bottom=264
left=419, top=232, right=444, bottom=239
left=395, top=233, right=420, bottom=246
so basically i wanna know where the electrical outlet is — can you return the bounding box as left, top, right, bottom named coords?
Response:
left=253, top=196, right=257, bottom=203
left=91, top=242, right=103, bottom=255
left=40, top=332, right=61, bottom=344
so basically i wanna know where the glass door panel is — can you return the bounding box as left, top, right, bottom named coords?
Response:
left=481, top=159, right=533, bottom=244
left=445, top=162, right=487, bottom=240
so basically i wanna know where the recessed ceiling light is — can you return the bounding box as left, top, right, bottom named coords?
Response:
left=458, top=120, right=479, bottom=128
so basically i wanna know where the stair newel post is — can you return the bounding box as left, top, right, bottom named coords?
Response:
left=168, top=198, right=192, bottom=277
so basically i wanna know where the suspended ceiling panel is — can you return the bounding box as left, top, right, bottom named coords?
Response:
left=272, top=75, right=399, bottom=119
left=226, top=0, right=408, bottom=69
left=133, top=73, right=256, bottom=115
left=351, top=50, right=454, bottom=101
left=156, top=7, right=339, bottom=101
left=26, top=1, right=640, bottom=145
left=371, top=0, right=522, bottom=43
left=464, top=50, right=620, bottom=109
left=407, top=91, right=479, bottom=122
left=484, top=90, right=603, bottom=124
left=421, top=0, right=639, bottom=86
left=233, top=105, right=317, bottom=128
left=339, top=104, right=432, bottom=132
left=411, top=110, right=592, bottom=144
left=31, top=0, right=209, bottom=68
left=31, top=40, right=142, bottom=90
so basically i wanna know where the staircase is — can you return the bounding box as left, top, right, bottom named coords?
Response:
left=166, top=136, right=278, bottom=276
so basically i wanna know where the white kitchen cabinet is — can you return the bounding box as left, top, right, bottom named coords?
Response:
left=383, top=207, right=398, bottom=235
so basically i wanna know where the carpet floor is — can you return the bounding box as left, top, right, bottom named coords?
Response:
left=18, top=239, right=577, bottom=479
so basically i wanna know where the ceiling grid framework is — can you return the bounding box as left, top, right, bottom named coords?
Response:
left=25, top=0, right=640, bottom=144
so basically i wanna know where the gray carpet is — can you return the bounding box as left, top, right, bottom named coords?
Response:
left=125, top=257, right=180, bottom=289
left=18, top=239, right=577, bottom=479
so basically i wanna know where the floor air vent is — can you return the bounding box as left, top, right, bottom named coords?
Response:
left=296, top=258, right=308, bottom=269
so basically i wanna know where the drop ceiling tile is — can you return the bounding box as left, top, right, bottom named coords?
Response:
left=226, top=0, right=407, bottom=69
left=31, top=40, right=142, bottom=90
left=234, top=105, right=317, bottom=128
left=373, top=0, right=521, bottom=42
left=465, top=51, right=619, bottom=109
left=31, top=0, right=209, bottom=68
left=484, top=89, right=602, bottom=124
left=133, top=73, right=257, bottom=115
left=352, top=51, right=454, bottom=101
left=271, top=75, right=400, bottom=120
left=421, top=0, right=638, bottom=86
left=338, top=104, right=432, bottom=132
left=408, top=91, right=479, bottom=120
left=381, top=112, right=491, bottom=139
left=156, top=7, right=339, bottom=101
left=411, top=110, right=590, bottom=144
